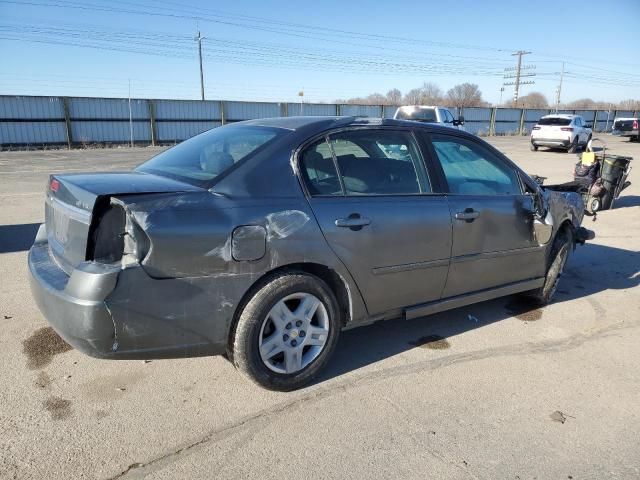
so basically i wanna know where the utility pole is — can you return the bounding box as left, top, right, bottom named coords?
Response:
left=298, top=89, right=304, bottom=115
left=498, top=86, right=505, bottom=106
left=503, top=50, right=535, bottom=105
left=554, top=61, right=565, bottom=113
left=195, top=30, right=205, bottom=100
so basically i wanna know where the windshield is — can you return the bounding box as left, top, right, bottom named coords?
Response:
left=396, top=108, right=437, bottom=122
left=137, top=125, right=284, bottom=187
left=539, top=117, right=571, bottom=126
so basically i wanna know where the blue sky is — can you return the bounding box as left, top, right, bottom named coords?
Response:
left=1, top=0, right=639, bottom=105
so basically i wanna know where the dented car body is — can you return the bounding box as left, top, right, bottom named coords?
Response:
left=29, top=117, right=593, bottom=389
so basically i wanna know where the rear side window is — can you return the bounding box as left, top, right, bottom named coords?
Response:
left=299, top=139, right=342, bottom=196
left=330, top=130, right=428, bottom=195
left=431, top=134, right=521, bottom=195
left=299, top=130, right=430, bottom=196
left=538, top=117, right=571, bottom=126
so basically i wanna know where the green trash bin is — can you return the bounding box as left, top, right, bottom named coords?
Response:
left=599, top=155, right=632, bottom=210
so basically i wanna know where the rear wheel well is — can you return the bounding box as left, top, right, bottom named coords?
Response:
left=226, top=263, right=352, bottom=356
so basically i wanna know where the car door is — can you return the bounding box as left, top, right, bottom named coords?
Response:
left=298, top=128, right=452, bottom=316
left=424, top=132, right=547, bottom=298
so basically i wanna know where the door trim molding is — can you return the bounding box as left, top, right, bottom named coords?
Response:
left=451, top=245, right=544, bottom=264
left=372, top=258, right=449, bottom=275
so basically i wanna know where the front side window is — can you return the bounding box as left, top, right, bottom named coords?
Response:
left=137, top=125, right=284, bottom=187
left=431, top=134, right=521, bottom=195
left=443, top=110, right=454, bottom=123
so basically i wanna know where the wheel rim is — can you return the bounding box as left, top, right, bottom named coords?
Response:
left=258, top=292, right=330, bottom=374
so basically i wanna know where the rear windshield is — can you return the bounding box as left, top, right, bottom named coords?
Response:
left=137, top=125, right=284, bottom=188
left=538, top=117, right=571, bottom=126
left=396, top=108, right=437, bottom=122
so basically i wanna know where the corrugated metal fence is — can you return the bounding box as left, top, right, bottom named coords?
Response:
left=0, top=95, right=636, bottom=147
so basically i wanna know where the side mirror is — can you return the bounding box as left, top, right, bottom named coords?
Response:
left=453, top=116, right=465, bottom=126
left=585, top=123, right=593, bottom=129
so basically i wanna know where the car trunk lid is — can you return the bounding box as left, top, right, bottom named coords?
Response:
left=45, top=172, right=201, bottom=274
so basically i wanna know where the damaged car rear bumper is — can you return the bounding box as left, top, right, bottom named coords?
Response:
left=28, top=239, right=119, bottom=358
left=28, top=228, right=230, bottom=359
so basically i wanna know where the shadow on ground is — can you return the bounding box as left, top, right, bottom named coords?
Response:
left=0, top=223, right=40, bottom=253
left=317, top=242, right=640, bottom=384
left=613, top=195, right=640, bottom=209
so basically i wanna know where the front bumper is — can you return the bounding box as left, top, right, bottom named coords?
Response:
left=531, top=138, right=571, bottom=148
left=28, top=239, right=119, bottom=358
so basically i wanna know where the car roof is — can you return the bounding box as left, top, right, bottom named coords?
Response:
left=396, top=105, right=440, bottom=110
left=541, top=114, right=578, bottom=119
left=235, top=116, right=464, bottom=134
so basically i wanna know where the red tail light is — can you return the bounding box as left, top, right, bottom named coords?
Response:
left=633, top=120, right=638, bottom=129
left=560, top=127, right=574, bottom=132
left=532, top=126, right=541, bottom=130
left=50, top=179, right=60, bottom=192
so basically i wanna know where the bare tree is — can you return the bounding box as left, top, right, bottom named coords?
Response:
left=386, top=88, right=402, bottom=106
left=563, top=98, right=596, bottom=109
left=446, top=83, right=485, bottom=108
left=420, top=82, right=443, bottom=105
left=366, top=93, right=388, bottom=105
left=518, top=92, right=549, bottom=109
left=403, top=88, right=423, bottom=105
left=618, top=99, right=640, bottom=110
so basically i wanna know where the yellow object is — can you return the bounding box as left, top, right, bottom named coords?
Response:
left=581, top=152, right=596, bottom=166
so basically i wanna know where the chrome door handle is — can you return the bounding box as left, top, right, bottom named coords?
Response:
left=335, top=216, right=371, bottom=228
left=455, top=209, right=480, bottom=222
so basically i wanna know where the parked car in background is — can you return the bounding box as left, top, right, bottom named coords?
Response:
left=29, top=116, right=593, bottom=391
left=530, top=114, right=592, bottom=153
left=394, top=105, right=465, bottom=130
left=612, top=117, right=639, bottom=142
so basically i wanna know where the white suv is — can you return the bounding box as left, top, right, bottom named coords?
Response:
left=530, top=114, right=592, bottom=153
left=394, top=105, right=465, bottom=130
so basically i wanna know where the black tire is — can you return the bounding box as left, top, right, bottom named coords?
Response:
left=230, top=272, right=341, bottom=391
left=567, top=136, right=579, bottom=153
left=526, top=228, right=573, bottom=305
left=530, top=143, right=538, bottom=151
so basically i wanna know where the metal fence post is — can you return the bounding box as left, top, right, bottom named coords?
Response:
left=61, top=97, right=73, bottom=149
left=518, top=108, right=526, bottom=135
left=336, top=104, right=340, bottom=116
left=489, top=107, right=496, bottom=136
left=148, top=100, right=157, bottom=146
left=220, top=101, right=225, bottom=125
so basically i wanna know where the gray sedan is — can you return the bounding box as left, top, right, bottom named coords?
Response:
left=28, top=117, right=593, bottom=390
